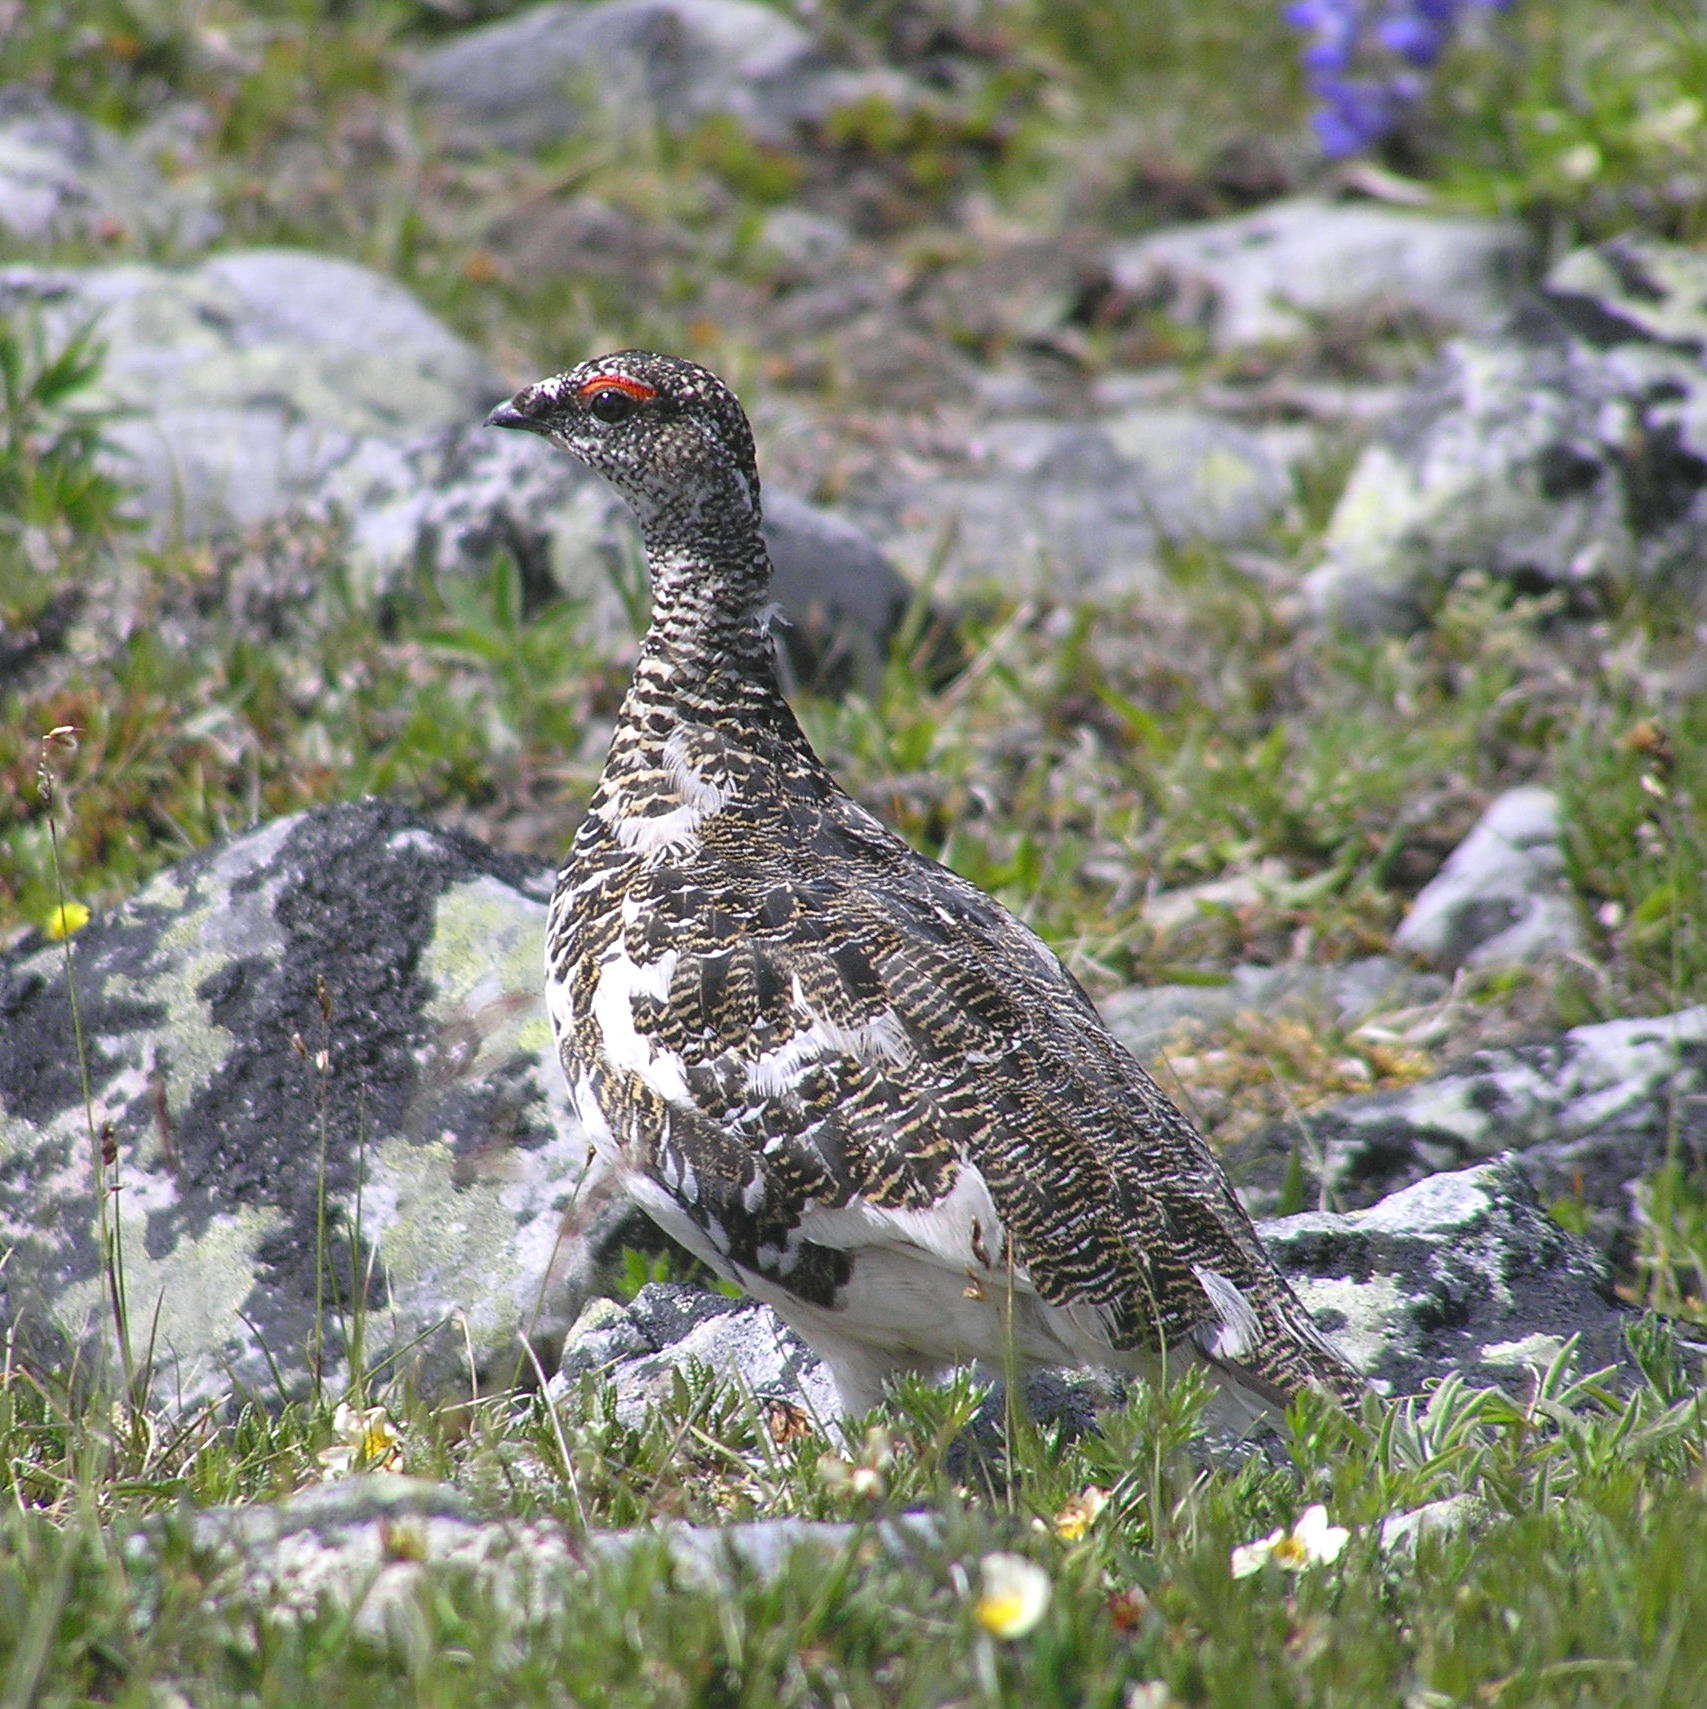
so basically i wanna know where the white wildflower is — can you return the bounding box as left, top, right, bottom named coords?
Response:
left=973, top=1552, right=1051, bottom=1638
left=1230, top=1503, right=1349, bottom=1579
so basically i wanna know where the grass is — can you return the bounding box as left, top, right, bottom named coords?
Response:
left=3, top=0, right=1707, bottom=1701
left=6, top=1338, right=1707, bottom=1704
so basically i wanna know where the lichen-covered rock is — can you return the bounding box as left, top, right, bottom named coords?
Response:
left=1263, top=1161, right=1638, bottom=1399
left=1228, top=1006, right=1707, bottom=1259
left=1394, top=787, right=1582, bottom=971
left=1306, top=234, right=1707, bottom=629
left=1106, top=198, right=1534, bottom=351
left=0, top=87, right=218, bottom=247
left=409, top=0, right=899, bottom=152
left=0, top=802, right=606, bottom=1407
left=312, top=425, right=917, bottom=689
left=0, top=251, right=501, bottom=536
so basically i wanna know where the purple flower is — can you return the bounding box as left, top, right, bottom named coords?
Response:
left=1375, top=14, right=1448, bottom=64
left=1286, top=0, right=1516, bottom=155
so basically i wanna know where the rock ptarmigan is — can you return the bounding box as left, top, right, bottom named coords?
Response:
left=487, top=352, right=1365, bottom=1424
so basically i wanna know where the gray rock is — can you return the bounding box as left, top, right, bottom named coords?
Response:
left=410, top=0, right=896, bottom=152
left=163, top=1473, right=938, bottom=1635
left=1103, top=956, right=1444, bottom=1065
left=853, top=407, right=1291, bottom=599
left=552, top=1282, right=841, bottom=1427
left=174, top=1477, right=574, bottom=1636
left=315, top=423, right=916, bottom=688
left=0, top=802, right=606, bottom=1408
left=1377, top=1493, right=1489, bottom=1561
left=1306, top=234, right=1707, bottom=629
left=0, top=87, right=218, bottom=247
left=1107, top=198, right=1535, bottom=351
left=1395, top=787, right=1582, bottom=971
left=765, top=489, right=916, bottom=691
left=755, top=206, right=853, bottom=274
left=1228, top=1005, right=1707, bottom=1258
left=1264, top=1161, right=1635, bottom=1399
left=0, top=250, right=501, bottom=536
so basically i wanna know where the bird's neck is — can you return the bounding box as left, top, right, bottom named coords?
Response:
left=626, top=528, right=792, bottom=729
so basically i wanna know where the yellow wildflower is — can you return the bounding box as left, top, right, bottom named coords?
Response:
left=44, top=901, right=90, bottom=940
left=318, top=1402, right=404, bottom=1475
left=1053, top=1485, right=1109, bottom=1541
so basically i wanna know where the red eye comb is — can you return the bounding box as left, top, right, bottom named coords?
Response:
left=576, top=374, right=657, bottom=403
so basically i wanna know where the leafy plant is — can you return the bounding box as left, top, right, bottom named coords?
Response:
left=0, top=318, right=132, bottom=636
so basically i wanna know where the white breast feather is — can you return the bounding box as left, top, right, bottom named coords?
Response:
left=589, top=939, right=690, bottom=1103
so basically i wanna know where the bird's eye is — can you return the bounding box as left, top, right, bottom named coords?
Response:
left=587, top=386, right=637, bottom=425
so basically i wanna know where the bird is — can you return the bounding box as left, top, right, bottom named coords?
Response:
left=486, top=351, right=1366, bottom=1426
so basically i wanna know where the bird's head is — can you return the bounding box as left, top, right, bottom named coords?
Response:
left=486, top=350, right=762, bottom=542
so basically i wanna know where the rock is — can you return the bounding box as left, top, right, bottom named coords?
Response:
left=174, top=1477, right=575, bottom=1635
left=765, top=489, right=917, bottom=691
left=161, top=1473, right=938, bottom=1635
left=0, top=250, right=501, bottom=536
left=0, top=802, right=608, bottom=1408
left=553, top=1282, right=841, bottom=1427
left=754, top=206, right=853, bottom=274
left=1305, top=234, right=1707, bottom=629
left=852, top=407, right=1291, bottom=599
left=1394, top=787, right=1582, bottom=971
left=1378, top=1493, right=1490, bottom=1560
left=1102, top=956, right=1444, bottom=1065
left=1263, top=1161, right=1638, bottom=1399
left=1106, top=198, right=1535, bottom=351
left=0, top=87, right=218, bottom=247
left=315, top=423, right=917, bottom=688
left=410, top=0, right=895, bottom=152
left=1227, top=1005, right=1707, bottom=1259
left=480, top=195, right=692, bottom=293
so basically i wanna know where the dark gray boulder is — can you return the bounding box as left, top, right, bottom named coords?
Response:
left=1264, top=1161, right=1639, bottom=1400
left=0, top=801, right=605, bottom=1408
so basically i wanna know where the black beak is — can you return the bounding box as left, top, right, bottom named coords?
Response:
left=485, top=393, right=546, bottom=434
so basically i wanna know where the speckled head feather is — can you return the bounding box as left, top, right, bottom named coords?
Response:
left=489, top=350, right=760, bottom=535
left=489, top=350, right=1368, bottom=1426
left=491, top=351, right=772, bottom=666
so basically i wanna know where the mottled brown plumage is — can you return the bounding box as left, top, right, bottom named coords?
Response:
left=488, top=352, right=1365, bottom=1421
